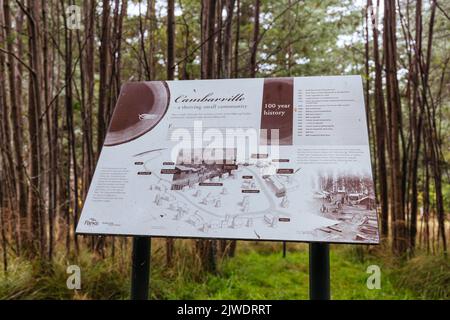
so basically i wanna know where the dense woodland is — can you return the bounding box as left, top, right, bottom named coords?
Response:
left=0, top=0, right=448, bottom=277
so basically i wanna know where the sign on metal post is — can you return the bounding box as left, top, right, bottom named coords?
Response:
left=76, top=76, right=379, bottom=299
left=309, top=243, right=330, bottom=300
left=130, top=237, right=151, bottom=300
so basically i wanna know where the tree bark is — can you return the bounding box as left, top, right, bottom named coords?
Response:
left=250, top=0, right=260, bottom=77
left=3, top=0, right=28, bottom=253
left=97, top=0, right=111, bottom=156
left=167, top=0, right=175, bottom=80
left=368, top=0, right=389, bottom=238
left=166, top=0, right=175, bottom=266
left=384, top=0, right=407, bottom=256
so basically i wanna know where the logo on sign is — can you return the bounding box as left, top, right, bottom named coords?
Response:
left=84, top=218, right=98, bottom=226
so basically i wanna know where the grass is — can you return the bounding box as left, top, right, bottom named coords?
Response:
left=0, top=241, right=448, bottom=300
left=391, top=254, right=450, bottom=300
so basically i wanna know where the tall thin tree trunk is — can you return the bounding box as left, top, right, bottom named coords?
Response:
left=23, top=0, right=46, bottom=257
left=3, top=0, right=28, bottom=253
left=167, top=0, right=175, bottom=80
left=419, top=0, right=446, bottom=255
left=98, top=0, right=111, bottom=156
left=199, top=0, right=218, bottom=273
left=233, top=0, right=240, bottom=78
left=166, top=0, right=175, bottom=267
left=223, top=0, right=235, bottom=78
left=408, top=0, right=423, bottom=253
left=384, top=0, right=407, bottom=256
left=42, top=0, right=54, bottom=260
left=369, top=0, right=389, bottom=238
left=79, top=0, right=96, bottom=199
left=250, top=0, right=260, bottom=77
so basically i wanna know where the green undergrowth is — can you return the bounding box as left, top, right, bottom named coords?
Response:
left=0, top=242, right=447, bottom=300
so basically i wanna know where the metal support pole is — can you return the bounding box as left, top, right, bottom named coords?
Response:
left=309, top=242, right=330, bottom=300
left=131, top=237, right=151, bottom=300
left=282, top=241, right=287, bottom=258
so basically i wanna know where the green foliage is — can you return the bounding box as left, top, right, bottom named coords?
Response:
left=391, top=254, right=450, bottom=300
left=0, top=243, right=446, bottom=300
left=0, top=252, right=129, bottom=300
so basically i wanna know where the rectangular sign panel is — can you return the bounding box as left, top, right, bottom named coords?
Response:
left=76, top=76, right=379, bottom=244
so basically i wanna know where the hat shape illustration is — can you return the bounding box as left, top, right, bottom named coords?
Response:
left=104, top=81, right=170, bottom=146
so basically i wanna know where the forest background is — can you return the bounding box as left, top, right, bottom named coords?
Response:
left=0, top=0, right=448, bottom=299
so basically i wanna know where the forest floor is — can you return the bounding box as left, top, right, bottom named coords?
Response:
left=0, top=241, right=448, bottom=300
